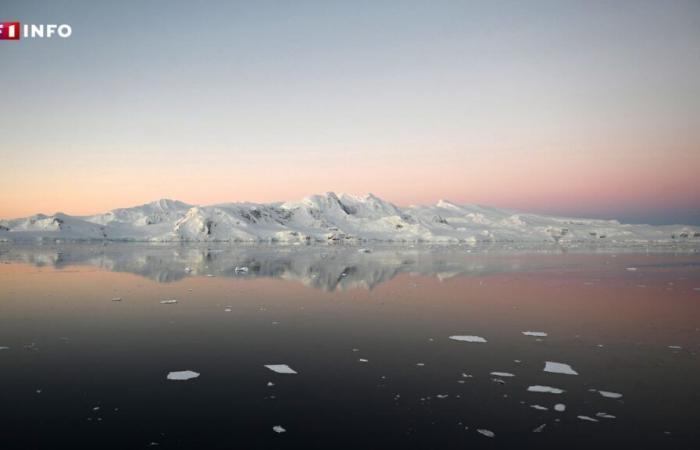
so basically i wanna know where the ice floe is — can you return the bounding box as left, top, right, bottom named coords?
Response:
left=522, top=331, right=548, bottom=337
left=358, top=358, right=369, bottom=363
left=533, top=423, right=546, bottom=432
left=477, top=429, right=495, bottom=438
left=544, top=361, right=578, bottom=375
left=436, top=394, right=449, bottom=399
left=166, top=370, right=200, bottom=381
left=597, top=390, right=622, bottom=399
left=554, top=403, right=566, bottom=412
left=490, top=371, right=515, bottom=377
left=265, top=364, right=298, bottom=374
left=596, top=412, right=616, bottom=419
left=531, top=404, right=548, bottom=411
left=668, top=345, right=682, bottom=350
left=160, top=299, right=178, bottom=304
left=111, top=297, right=122, bottom=302
left=272, top=425, right=286, bottom=433
left=449, top=335, right=487, bottom=343
left=527, top=385, right=565, bottom=394
left=0, top=346, right=9, bottom=350
left=626, top=267, right=638, bottom=271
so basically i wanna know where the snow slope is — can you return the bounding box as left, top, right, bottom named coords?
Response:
left=0, top=193, right=698, bottom=244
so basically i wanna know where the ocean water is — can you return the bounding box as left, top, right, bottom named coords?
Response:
left=0, top=244, right=698, bottom=449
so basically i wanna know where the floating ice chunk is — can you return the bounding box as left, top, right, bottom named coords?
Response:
left=265, top=364, right=298, bottom=374
left=598, top=390, right=622, bottom=399
left=491, top=378, right=506, bottom=385
left=554, top=403, right=566, bottom=412
left=272, top=425, right=286, bottom=433
left=490, top=372, right=515, bottom=377
left=544, top=361, right=578, bottom=375
left=416, top=363, right=425, bottom=366
left=668, top=345, right=682, bottom=350
left=267, top=382, right=274, bottom=387
left=206, top=274, right=215, bottom=277
left=533, top=423, right=546, bottom=433
left=166, top=370, right=200, bottom=381
left=234, top=266, right=249, bottom=274
left=160, top=299, right=178, bottom=304
left=531, top=404, right=548, bottom=411
left=357, top=248, right=372, bottom=253
left=577, top=415, right=599, bottom=422
left=522, top=331, right=548, bottom=337
left=184, top=267, right=191, bottom=272
left=358, top=358, right=369, bottom=363
left=449, top=335, right=487, bottom=343
left=224, top=308, right=232, bottom=312
left=436, top=394, right=449, bottom=399
left=477, top=429, right=495, bottom=438
left=111, top=297, right=122, bottom=302
left=527, top=385, right=564, bottom=394
left=626, top=267, right=638, bottom=271
left=596, top=412, right=616, bottom=419
left=0, top=346, right=9, bottom=350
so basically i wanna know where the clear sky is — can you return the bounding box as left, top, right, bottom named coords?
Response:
left=1, top=0, right=699, bottom=224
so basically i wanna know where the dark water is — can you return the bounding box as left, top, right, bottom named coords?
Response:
left=0, top=244, right=699, bottom=449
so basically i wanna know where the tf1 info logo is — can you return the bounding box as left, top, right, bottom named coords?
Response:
left=0, top=22, right=72, bottom=40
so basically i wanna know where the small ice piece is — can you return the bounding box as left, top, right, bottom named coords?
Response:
left=265, top=364, right=298, bottom=374
left=357, top=248, right=372, bottom=253
left=160, top=299, right=178, bottom=304
left=0, top=346, right=9, bottom=350
left=491, top=378, right=505, bottom=385
left=522, top=331, right=548, bottom=337
left=416, top=363, right=425, bottom=366
left=596, top=412, right=616, bottom=419
left=554, top=403, right=566, bottom=412
left=358, top=358, right=369, bottom=363
left=449, top=335, right=487, bottom=343
left=166, top=370, right=200, bottom=381
left=111, top=297, right=122, bottom=302
left=533, top=423, right=546, bottom=433
left=477, top=429, right=495, bottom=438
left=598, top=390, right=623, bottom=399
left=490, top=371, right=515, bottom=377
left=184, top=267, right=191, bottom=272
left=668, top=345, right=682, bottom=350
left=530, top=404, right=548, bottom=411
left=626, top=267, right=638, bottom=271
left=436, top=394, right=449, bottom=399
left=224, top=308, right=232, bottom=312
left=206, top=274, right=215, bottom=277
left=544, top=361, right=578, bottom=376
left=527, top=385, right=565, bottom=394
left=235, top=266, right=249, bottom=274
left=461, top=373, right=473, bottom=378
left=577, top=415, right=599, bottom=422
left=272, top=425, right=286, bottom=433
left=267, top=382, right=274, bottom=387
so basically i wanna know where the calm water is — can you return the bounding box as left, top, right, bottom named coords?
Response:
left=0, top=244, right=699, bottom=449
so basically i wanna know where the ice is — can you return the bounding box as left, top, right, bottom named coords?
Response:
left=596, top=412, right=616, bottom=419
left=234, top=266, right=249, bottom=274
left=527, top=385, right=565, bottom=394
left=668, top=345, right=682, bottom=350
left=531, top=404, right=548, bottom=411
left=577, top=415, right=599, bottom=422
left=544, top=361, right=578, bottom=375
left=272, top=425, right=286, bottom=433
left=626, top=267, right=638, bottom=271
left=224, top=308, right=232, bottom=312
left=477, top=429, right=495, bottom=438
left=166, top=370, right=200, bottom=381
left=533, top=424, right=546, bottom=433
left=416, top=363, right=425, bottom=366
left=265, top=364, right=298, bottom=374
left=522, top=331, right=548, bottom=337
left=449, top=335, right=487, bottom=343
left=554, top=403, right=566, bottom=412
left=0, top=346, right=9, bottom=350
left=160, top=299, right=178, bottom=304
left=436, top=394, right=449, bottom=399
left=111, top=297, right=122, bottom=302
left=267, top=382, right=274, bottom=387
left=490, top=372, right=515, bottom=377
left=598, top=390, right=623, bottom=399
left=358, top=358, right=369, bottom=363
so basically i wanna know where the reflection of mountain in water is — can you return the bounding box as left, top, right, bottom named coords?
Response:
left=0, top=243, right=693, bottom=290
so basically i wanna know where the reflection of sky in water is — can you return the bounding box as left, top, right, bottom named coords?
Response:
left=0, top=245, right=698, bottom=448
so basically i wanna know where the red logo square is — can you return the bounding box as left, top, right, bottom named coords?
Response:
left=0, top=22, right=21, bottom=40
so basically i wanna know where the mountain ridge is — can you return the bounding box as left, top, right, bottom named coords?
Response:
left=1, top=192, right=698, bottom=244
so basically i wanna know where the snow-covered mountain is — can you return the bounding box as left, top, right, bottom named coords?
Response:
left=0, top=192, right=698, bottom=244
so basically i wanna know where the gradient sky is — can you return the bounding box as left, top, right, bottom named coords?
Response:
left=1, top=0, right=699, bottom=224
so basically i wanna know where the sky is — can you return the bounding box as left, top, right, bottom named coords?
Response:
left=0, top=0, right=699, bottom=225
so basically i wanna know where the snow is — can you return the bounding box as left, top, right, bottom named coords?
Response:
left=598, top=390, right=623, bottom=399
left=477, top=429, right=495, bottom=438
left=544, top=361, right=578, bottom=375
left=527, top=385, right=565, bottom=394
left=166, top=370, right=200, bottom=381
left=522, top=331, right=548, bottom=337
left=264, top=364, right=298, bottom=374
left=2, top=192, right=697, bottom=243
left=449, top=335, right=487, bottom=343
left=272, top=425, right=286, bottom=433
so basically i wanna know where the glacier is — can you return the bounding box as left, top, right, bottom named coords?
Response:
left=0, top=192, right=698, bottom=244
